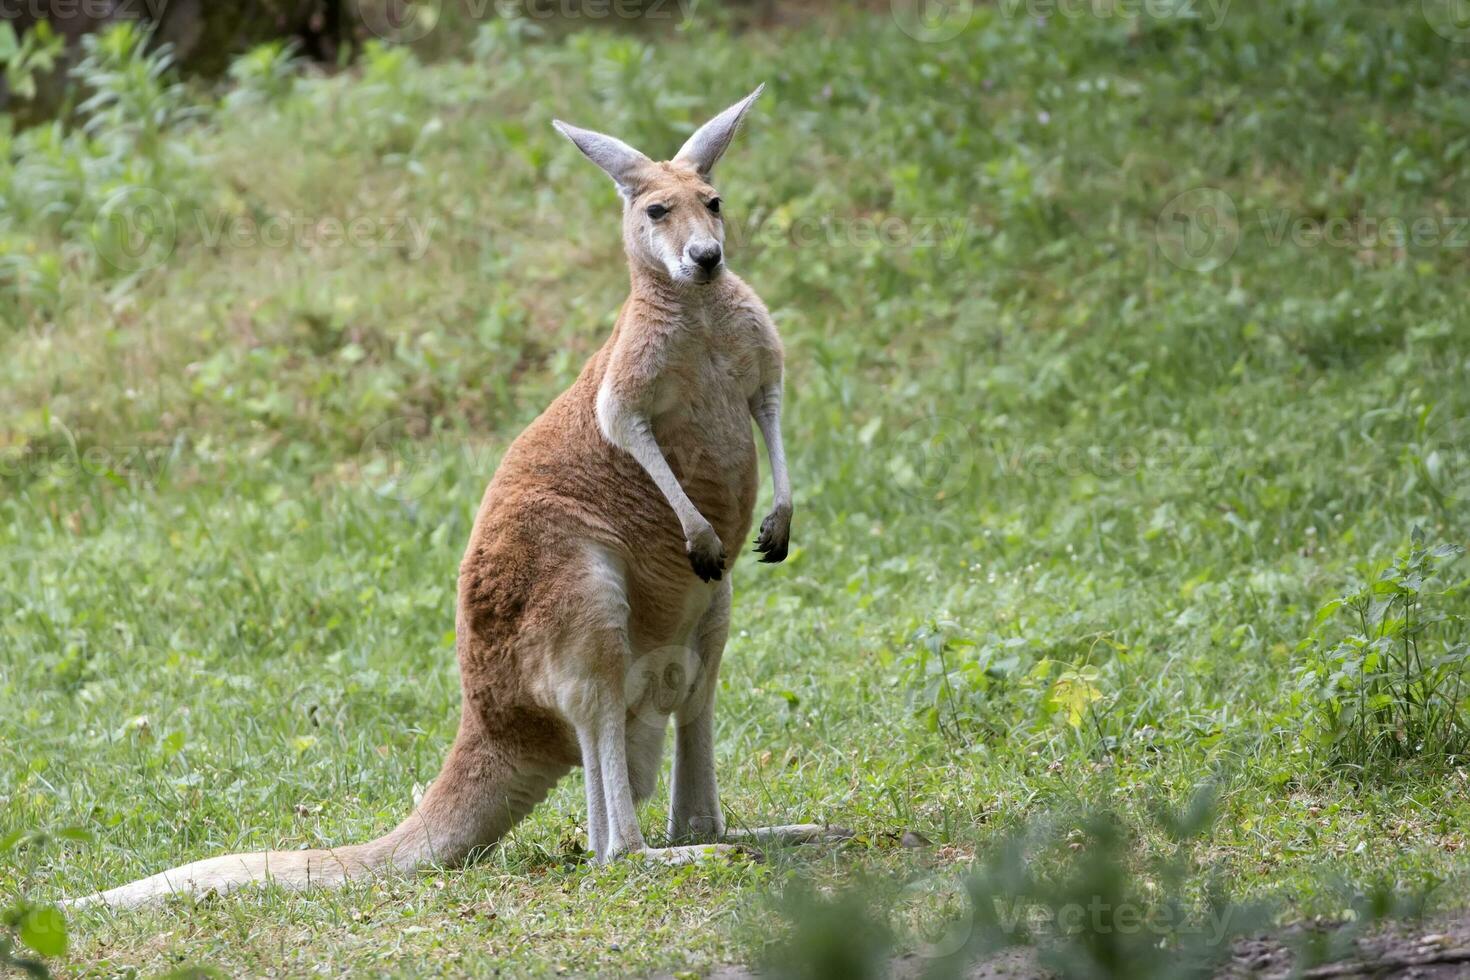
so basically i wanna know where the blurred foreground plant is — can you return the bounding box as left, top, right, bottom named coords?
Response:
left=0, top=826, right=90, bottom=978
left=764, top=787, right=1270, bottom=980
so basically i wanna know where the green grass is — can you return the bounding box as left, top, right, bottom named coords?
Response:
left=3, top=1, right=1470, bottom=975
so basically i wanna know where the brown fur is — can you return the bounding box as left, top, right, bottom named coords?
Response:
left=459, top=254, right=779, bottom=766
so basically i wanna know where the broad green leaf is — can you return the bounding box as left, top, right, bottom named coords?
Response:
left=19, top=905, right=67, bottom=958
left=1049, top=668, right=1103, bottom=728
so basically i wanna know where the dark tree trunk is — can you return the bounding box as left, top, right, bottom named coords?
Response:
left=0, top=0, right=358, bottom=123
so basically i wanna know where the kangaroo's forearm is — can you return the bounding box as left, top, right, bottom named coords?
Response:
left=597, top=386, right=709, bottom=535
left=751, top=382, right=791, bottom=513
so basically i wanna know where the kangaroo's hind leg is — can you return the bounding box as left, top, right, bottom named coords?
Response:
left=563, top=550, right=742, bottom=865
left=668, top=579, right=730, bottom=842
left=574, top=640, right=741, bottom=865
left=668, top=579, right=853, bottom=850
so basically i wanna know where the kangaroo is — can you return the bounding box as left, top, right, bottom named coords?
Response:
left=73, top=85, right=843, bottom=910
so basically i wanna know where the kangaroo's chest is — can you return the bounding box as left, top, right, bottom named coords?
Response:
left=651, top=321, right=760, bottom=462
left=649, top=318, right=762, bottom=538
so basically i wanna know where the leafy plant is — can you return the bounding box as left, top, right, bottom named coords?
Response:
left=1044, top=663, right=1107, bottom=731
left=761, top=883, right=893, bottom=980
left=935, top=786, right=1268, bottom=980
left=764, top=788, right=1269, bottom=980
left=0, top=826, right=89, bottom=978
left=0, top=20, right=63, bottom=102
left=70, top=22, right=202, bottom=169
left=901, top=621, right=1025, bottom=743
left=222, top=40, right=301, bottom=111
left=901, top=621, right=1119, bottom=754
left=1293, top=527, right=1469, bottom=774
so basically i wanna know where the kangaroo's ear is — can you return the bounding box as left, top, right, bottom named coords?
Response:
left=552, top=120, right=653, bottom=198
left=673, top=83, right=764, bottom=178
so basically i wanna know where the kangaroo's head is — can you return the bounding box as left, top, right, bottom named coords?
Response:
left=553, top=85, right=763, bottom=287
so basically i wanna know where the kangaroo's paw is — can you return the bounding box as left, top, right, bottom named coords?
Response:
left=686, top=525, right=727, bottom=582
left=753, top=508, right=791, bottom=563
left=723, top=823, right=855, bottom=846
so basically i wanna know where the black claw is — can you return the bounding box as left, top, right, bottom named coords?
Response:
left=757, top=542, right=788, bottom=564
left=753, top=511, right=791, bottom=565
left=753, top=531, right=789, bottom=563
left=688, top=547, right=726, bottom=582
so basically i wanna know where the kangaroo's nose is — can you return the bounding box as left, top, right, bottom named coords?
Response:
left=691, top=243, right=723, bottom=271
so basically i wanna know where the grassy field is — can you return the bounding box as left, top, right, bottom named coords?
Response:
left=3, top=1, right=1470, bottom=975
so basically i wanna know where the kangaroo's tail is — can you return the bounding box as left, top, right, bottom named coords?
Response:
left=67, top=725, right=562, bottom=911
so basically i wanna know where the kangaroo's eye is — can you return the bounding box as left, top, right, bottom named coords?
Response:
left=706, top=197, right=722, bottom=215
left=646, top=204, right=669, bottom=220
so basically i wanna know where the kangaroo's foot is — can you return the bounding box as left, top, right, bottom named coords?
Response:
left=632, top=843, right=750, bottom=865
left=722, top=823, right=855, bottom=847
